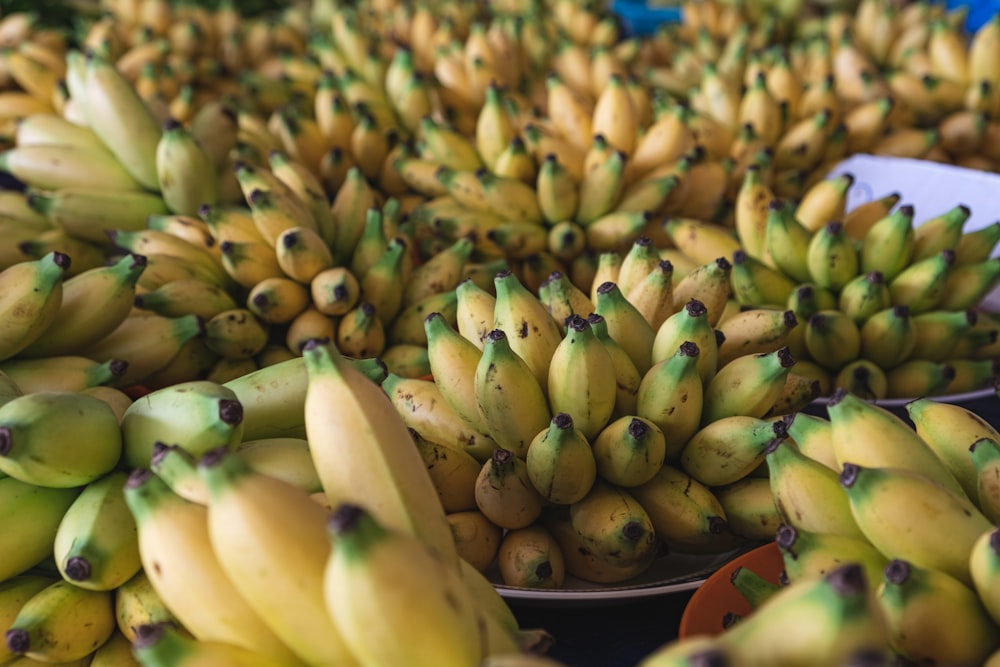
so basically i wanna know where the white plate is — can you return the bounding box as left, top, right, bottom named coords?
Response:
left=489, top=545, right=758, bottom=607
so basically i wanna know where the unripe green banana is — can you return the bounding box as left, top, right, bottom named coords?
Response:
left=804, top=309, right=861, bottom=371
left=546, top=315, right=616, bottom=440
left=764, top=198, right=814, bottom=284
left=475, top=329, right=552, bottom=458
left=911, top=203, right=971, bottom=262
left=838, top=271, right=891, bottom=324
left=53, top=470, right=141, bottom=591
left=121, top=380, right=245, bottom=469
left=782, top=411, right=837, bottom=470
left=591, top=416, right=666, bottom=488
left=859, top=204, right=915, bottom=282
left=937, top=257, right=1000, bottom=311
left=859, top=305, right=917, bottom=369
left=0, top=477, right=80, bottom=582
left=637, top=340, right=704, bottom=461
left=730, top=249, right=798, bottom=308
left=0, top=391, right=121, bottom=488
left=4, top=580, right=114, bottom=663
left=888, top=249, right=955, bottom=314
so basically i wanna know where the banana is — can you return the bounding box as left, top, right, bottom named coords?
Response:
left=840, top=462, right=991, bottom=586
left=149, top=442, right=209, bottom=505
left=402, top=235, right=474, bottom=309
left=522, top=412, right=597, bottom=506
left=971, top=525, right=1000, bottom=627
left=588, top=313, right=643, bottom=420
left=475, top=448, right=546, bottom=531
left=0, top=143, right=145, bottom=192
left=730, top=249, right=798, bottom=308
left=795, top=172, right=854, bottom=233
left=766, top=437, right=864, bottom=539
left=114, top=569, right=185, bottom=645
left=0, top=251, right=70, bottom=361
left=885, top=358, right=957, bottom=399
left=123, top=468, right=302, bottom=661
left=417, top=115, right=483, bottom=172
left=577, top=142, right=627, bottom=225
left=970, top=437, right=1000, bottom=522
left=716, top=308, right=798, bottom=368
left=803, top=309, right=861, bottom=372
left=775, top=524, right=889, bottom=589
left=637, top=340, right=704, bottom=462
left=302, top=338, right=458, bottom=568
left=408, top=429, right=481, bottom=514
left=763, top=198, right=814, bottom=284
left=197, top=446, right=356, bottom=666
left=0, top=477, right=79, bottom=582
left=680, top=415, right=787, bottom=487
left=624, top=259, right=676, bottom=332
left=4, top=580, right=115, bottom=664
left=879, top=557, right=1000, bottom=666
left=491, top=269, right=562, bottom=395
left=121, top=379, right=244, bottom=469
left=473, top=327, right=552, bottom=459
left=204, top=308, right=269, bottom=361
left=632, top=463, right=743, bottom=555
left=536, top=154, right=580, bottom=226
left=594, top=280, right=656, bottom=375
left=447, top=509, right=502, bottom=573
left=496, top=523, right=566, bottom=589
left=0, top=390, right=121, bottom=488
left=0, top=574, right=58, bottom=664
left=937, top=257, right=1000, bottom=311
left=858, top=305, right=917, bottom=369
left=538, top=270, right=595, bottom=332
left=714, top=476, right=783, bottom=542
left=334, top=303, right=386, bottom=359
left=909, top=308, right=978, bottom=362
left=663, top=217, right=742, bottom=268
left=650, top=298, right=719, bottom=384
left=83, top=51, right=162, bottom=190
left=53, top=470, right=140, bottom=591
left=843, top=192, right=903, bottom=240
left=560, top=479, right=658, bottom=572
left=247, top=276, right=310, bottom=325
left=311, top=266, right=360, bottom=317
left=912, top=203, right=971, bottom=262
left=671, top=256, right=734, bottom=330
left=719, top=563, right=891, bottom=666
left=591, top=73, right=637, bottom=155
left=546, top=314, right=616, bottom=441
left=0, top=355, right=127, bottom=393
left=701, top=347, right=796, bottom=424
left=90, top=630, right=141, bottom=667
left=805, top=221, right=860, bottom=293
left=591, top=415, right=666, bottom=488
left=324, top=503, right=487, bottom=667
left=837, top=271, right=892, bottom=324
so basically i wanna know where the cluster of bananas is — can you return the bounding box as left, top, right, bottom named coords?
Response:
left=641, top=392, right=1000, bottom=667
left=382, top=253, right=851, bottom=588
left=0, top=335, right=574, bottom=666
left=652, top=169, right=1000, bottom=400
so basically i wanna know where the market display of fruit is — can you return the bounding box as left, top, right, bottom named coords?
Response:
left=0, top=0, right=998, bottom=664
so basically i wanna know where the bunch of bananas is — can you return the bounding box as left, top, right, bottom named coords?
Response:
left=651, top=170, right=1000, bottom=400
left=641, top=391, right=1000, bottom=667
left=0, top=336, right=577, bottom=666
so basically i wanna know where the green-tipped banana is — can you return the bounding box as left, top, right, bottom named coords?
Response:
left=0, top=252, right=70, bottom=362
left=492, top=269, right=562, bottom=394
left=546, top=315, right=616, bottom=440
left=859, top=305, right=916, bottom=369
left=775, top=523, right=889, bottom=588
left=594, top=280, right=655, bottom=375
left=4, top=580, right=115, bottom=663
left=838, top=271, right=891, bottom=324
left=650, top=298, right=719, bottom=383
left=0, top=477, right=80, bottom=582
left=888, top=249, right=955, bottom=314
left=53, top=470, right=140, bottom=592
left=197, top=447, right=355, bottom=666
left=0, top=391, right=121, bottom=488
left=911, top=203, right=971, bottom=261
left=803, top=309, right=861, bottom=372
left=0, top=356, right=128, bottom=393
left=859, top=204, right=915, bottom=282
left=591, top=415, right=666, bottom=488
left=764, top=198, right=814, bottom=284
left=83, top=51, right=162, bottom=190
left=839, top=463, right=991, bottom=585
left=475, top=329, right=552, bottom=459
left=525, top=413, right=597, bottom=505
left=131, top=621, right=288, bottom=667
left=637, top=340, right=704, bottom=461
left=680, top=415, right=787, bottom=487
left=0, top=574, right=58, bottom=664
left=28, top=188, right=169, bottom=244
left=701, top=347, right=796, bottom=424
left=970, top=437, right=1000, bottom=523
left=878, top=558, right=1000, bottom=665
left=121, top=380, right=245, bottom=469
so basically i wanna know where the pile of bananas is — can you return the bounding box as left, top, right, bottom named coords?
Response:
left=0, top=338, right=572, bottom=666
left=640, top=392, right=1000, bottom=666
left=0, top=0, right=996, bottom=663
